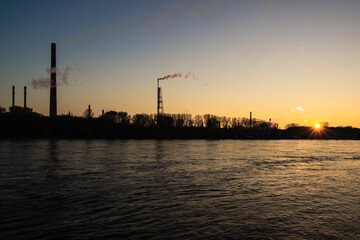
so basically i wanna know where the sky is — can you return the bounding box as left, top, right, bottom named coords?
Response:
left=1, top=0, right=360, bottom=128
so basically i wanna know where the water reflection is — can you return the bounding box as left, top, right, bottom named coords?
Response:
left=155, top=140, right=165, bottom=161
left=46, top=140, right=60, bottom=177
left=1, top=140, right=360, bottom=239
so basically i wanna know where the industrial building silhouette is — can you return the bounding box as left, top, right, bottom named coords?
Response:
left=50, top=43, right=57, bottom=117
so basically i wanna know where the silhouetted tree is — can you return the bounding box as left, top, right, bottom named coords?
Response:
left=157, top=114, right=174, bottom=128
left=271, top=122, right=279, bottom=129
left=0, top=106, right=5, bottom=114
left=194, top=115, right=203, bottom=127
left=82, top=107, right=94, bottom=118
left=285, top=123, right=300, bottom=129
left=231, top=117, right=240, bottom=128
left=255, top=120, right=271, bottom=130
left=220, top=116, right=231, bottom=128
left=132, top=114, right=154, bottom=127
left=172, top=114, right=185, bottom=127
left=118, top=111, right=131, bottom=125
left=184, top=114, right=193, bottom=127
left=101, top=111, right=117, bottom=122
left=102, top=111, right=131, bottom=125
left=321, top=122, right=329, bottom=127
left=240, top=117, right=250, bottom=128
left=204, top=114, right=220, bottom=128
left=170, top=114, right=192, bottom=127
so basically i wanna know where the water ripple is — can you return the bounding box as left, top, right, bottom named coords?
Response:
left=1, top=140, right=360, bottom=239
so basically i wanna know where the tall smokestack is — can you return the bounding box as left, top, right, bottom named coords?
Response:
left=157, top=79, right=164, bottom=116
left=50, top=43, right=57, bottom=117
left=12, top=85, right=15, bottom=107
left=250, top=111, right=252, bottom=128
left=24, top=86, right=27, bottom=108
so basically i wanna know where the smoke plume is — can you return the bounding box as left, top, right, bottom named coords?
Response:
left=31, top=78, right=51, bottom=89
left=32, top=65, right=76, bottom=89
left=184, top=72, right=199, bottom=80
left=158, top=73, right=183, bottom=81
left=158, top=72, right=199, bottom=81
left=60, top=66, right=73, bottom=85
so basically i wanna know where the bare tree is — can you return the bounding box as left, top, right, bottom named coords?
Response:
left=132, top=114, right=154, bottom=127
left=157, top=114, right=174, bottom=128
left=172, top=114, right=185, bottom=127
left=118, top=111, right=131, bottom=125
left=194, top=115, right=203, bottom=127
left=203, top=114, right=220, bottom=128
left=220, top=116, right=231, bottom=128
left=184, top=114, right=193, bottom=127
left=240, top=117, right=250, bottom=128
left=82, top=107, right=94, bottom=118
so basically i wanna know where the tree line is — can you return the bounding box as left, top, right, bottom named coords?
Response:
left=1, top=106, right=359, bottom=139
left=88, top=110, right=279, bottom=130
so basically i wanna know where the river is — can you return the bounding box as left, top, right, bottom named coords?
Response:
left=1, top=140, right=359, bottom=239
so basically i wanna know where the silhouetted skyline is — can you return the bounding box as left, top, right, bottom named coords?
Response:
left=1, top=1, right=360, bottom=128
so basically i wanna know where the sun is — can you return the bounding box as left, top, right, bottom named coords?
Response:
left=309, top=122, right=327, bottom=138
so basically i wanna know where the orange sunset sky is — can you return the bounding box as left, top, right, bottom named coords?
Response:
left=1, top=0, right=360, bottom=128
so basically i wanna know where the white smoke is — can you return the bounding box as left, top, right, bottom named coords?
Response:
left=32, top=65, right=76, bottom=89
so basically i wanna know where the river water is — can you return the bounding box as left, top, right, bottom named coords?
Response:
left=1, top=140, right=360, bottom=239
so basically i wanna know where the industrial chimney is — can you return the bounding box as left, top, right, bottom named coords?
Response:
left=250, top=111, right=252, bottom=128
left=157, top=79, right=164, bottom=116
left=12, top=85, right=15, bottom=107
left=49, top=43, right=57, bottom=117
left=24, top=86, right=27, bottom=108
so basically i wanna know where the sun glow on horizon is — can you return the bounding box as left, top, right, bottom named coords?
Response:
left=315, top=123, right=321, bottom=129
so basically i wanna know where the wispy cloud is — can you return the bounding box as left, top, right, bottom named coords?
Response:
left=296, top=106, right=305, bottom=112
left=290, top=106, right=306, bottom=113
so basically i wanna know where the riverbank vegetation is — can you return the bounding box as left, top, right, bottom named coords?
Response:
left=1, top=107, right=359, bottom=139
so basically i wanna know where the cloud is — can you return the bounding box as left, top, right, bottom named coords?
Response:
left=290, top=106, right=306, bottom=113
left=296, top=106, right=305, bottom=112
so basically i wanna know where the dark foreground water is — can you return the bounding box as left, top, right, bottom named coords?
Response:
left=1, top=140, right=360, bottom=239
